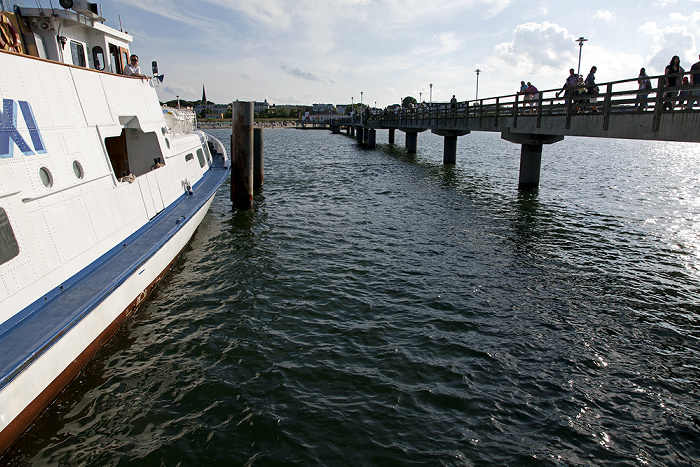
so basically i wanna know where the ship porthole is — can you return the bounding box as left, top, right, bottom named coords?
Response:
left=39, top=167, right=53, bottom=188
left=72, top=161, right=84, bottom=179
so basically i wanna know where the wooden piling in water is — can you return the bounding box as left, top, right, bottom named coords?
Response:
left=231, top=101, right=254, bottom=209
left=254, top=127, right=263, bottom=189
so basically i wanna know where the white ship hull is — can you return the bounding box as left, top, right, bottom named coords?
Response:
left=0, top=5, right=231, bottom=452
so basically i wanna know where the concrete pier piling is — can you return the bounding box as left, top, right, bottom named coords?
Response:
left=367, top=129, right=376, bottom=149
left=518, top=144, right=543, bottom=190
left=231, top=101, right=254, bottom=209
left=443, top=135, right=458, bottom=164
left=388, top=128, right=395, bottom=144
left=501, top=130, right=563, bottom=190
left=406, top=132, right=418, bottom=153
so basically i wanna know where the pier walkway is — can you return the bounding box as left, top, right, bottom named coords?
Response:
left=331, top=73, right=700, bottom=189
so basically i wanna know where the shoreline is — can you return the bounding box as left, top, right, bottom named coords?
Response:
left=197, top=121, right=298, bottom=129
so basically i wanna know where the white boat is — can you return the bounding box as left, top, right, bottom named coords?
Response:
left=0, top=1, right=230, bottom=453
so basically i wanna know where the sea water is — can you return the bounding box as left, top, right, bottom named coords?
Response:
left=5, top=128, right=700, bottom=465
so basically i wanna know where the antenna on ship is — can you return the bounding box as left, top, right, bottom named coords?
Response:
left=118, top=13, right=123, bottom=31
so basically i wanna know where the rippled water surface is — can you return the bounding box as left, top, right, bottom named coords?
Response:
left=5, top=128, right=700, bottom=465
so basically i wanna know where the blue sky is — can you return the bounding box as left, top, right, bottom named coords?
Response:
left=99, top=0, right=700, bottom=106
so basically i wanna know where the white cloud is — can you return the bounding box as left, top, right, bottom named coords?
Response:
left=593, top=10, right=613, bottom=21
left=490, top=22, right=576, bottom=74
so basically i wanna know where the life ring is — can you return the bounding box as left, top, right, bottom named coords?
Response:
left=0, top=14, right=22, bottom=54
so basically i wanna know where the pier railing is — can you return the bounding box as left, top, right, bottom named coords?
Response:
left=351, top=71, right=698, bottom=130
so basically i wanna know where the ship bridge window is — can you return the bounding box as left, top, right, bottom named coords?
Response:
left=70, top=41, right=86, bottom=67
left=0, top=208, right=20, bottom=266
left=197, top=149, right=206, bottom=168
left=92, top=46, right=105, bottom=71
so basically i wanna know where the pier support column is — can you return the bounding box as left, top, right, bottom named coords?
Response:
left=356, top=126, right=363, bottom=144
left=388, top=128, right=395, bottom=144
left=231, top=101, right=254, bottom=209
left=350, top=126, right=355, bottom=137
left=432, top=129, right=470, bottom=164
left=518, top=144, right=542, bottom=190
left=443, top=135, right=458, bottom=164
left=367, top=129, right=376, bottom=149
left=500, top=129, right=564, bottom=191
left=254, top=127, right=263, bottom=189
left=406, top=131, right=418, bottom=153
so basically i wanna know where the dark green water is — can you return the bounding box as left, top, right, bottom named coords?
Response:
left=5, top=129, right=700, bottom=465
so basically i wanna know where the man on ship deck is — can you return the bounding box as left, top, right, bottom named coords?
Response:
left=124, top=54, right=147, bottom=79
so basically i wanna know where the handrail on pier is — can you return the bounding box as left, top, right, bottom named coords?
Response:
left=362, top=71, right=699, bottom=130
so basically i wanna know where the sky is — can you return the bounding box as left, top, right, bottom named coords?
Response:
left=90, top=0, right=700, bottom=107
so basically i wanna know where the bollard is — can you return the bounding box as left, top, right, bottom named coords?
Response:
left=254, top=127, right=263, bottom=189
left=231, top=101, right=254, bottom=209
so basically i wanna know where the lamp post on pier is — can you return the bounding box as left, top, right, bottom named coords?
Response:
left=475, top=69, right=481, bottom=100
left=351, top=96, right=354, bottom=122
left=429, top=83, right=433, bottom=103
left=576, top=36, right=588, bottom=77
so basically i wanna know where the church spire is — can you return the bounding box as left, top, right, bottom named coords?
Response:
left=201, top=85, right=207, bottom=105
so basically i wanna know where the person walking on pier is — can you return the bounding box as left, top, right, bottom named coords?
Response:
left=664, top=55, right=684, bottom=110
left=556, top=68, right=579, bottom=98
left=450, top=95, right=457, bottom=117
left=685, top=53, right=700, bottom=110
left=525, top=82, right=539, bottom=114
left=584, top=66, right=597, bottom=93
left=635, top=68, right=652, bottom=111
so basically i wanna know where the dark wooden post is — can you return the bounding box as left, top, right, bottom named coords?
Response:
left=231, top=101, right=253, bottom=209
left=254, top=127, right=263, bottom=189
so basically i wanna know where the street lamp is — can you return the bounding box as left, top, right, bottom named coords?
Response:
left=429, top=84, right=433, bottom=103
left=475, top=69, right=481, bottom=100
left=576, top=36, right=588, bottom=77
left=419, top=92, right=422, bottom=103
left=351, top=96, right=354, bottom=121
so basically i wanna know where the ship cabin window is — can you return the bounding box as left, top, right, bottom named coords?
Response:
left=0, top=208, right=20, bottom=266
left=121, top=49, right=129, bottom=73
left=70, top=41, right=87, bottom=67
left=185, top=153, right=194, bottom=162
left=197, top=149, right=206, bottom=168
left=92, top=46, right=105, bottom=71
left=108, top=44, right=121, bottom=73
left=105, top=128, right=165, bottom=182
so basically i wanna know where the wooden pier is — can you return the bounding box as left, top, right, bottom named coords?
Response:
left=331, top=73, right=700, bottom=189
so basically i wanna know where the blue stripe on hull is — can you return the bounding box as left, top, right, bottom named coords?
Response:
left=0, top=165, right=229, bottom=391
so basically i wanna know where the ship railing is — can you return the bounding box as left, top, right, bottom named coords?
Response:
left=162, top=106, right=197, bottom=134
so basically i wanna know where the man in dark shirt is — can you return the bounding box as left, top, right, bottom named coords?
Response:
left=685, top=54, right=700, bottom=110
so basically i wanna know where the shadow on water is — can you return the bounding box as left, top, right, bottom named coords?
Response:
left=376, top=143, right=417, bottom=164
left=508, top=190, right=546, bottom=253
